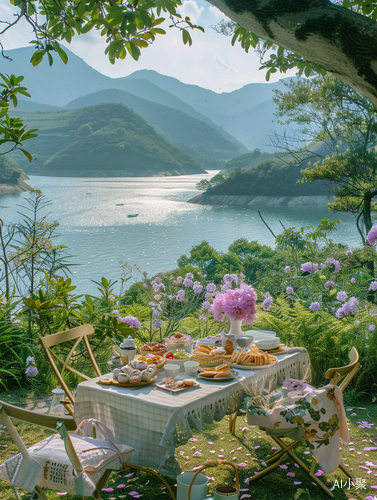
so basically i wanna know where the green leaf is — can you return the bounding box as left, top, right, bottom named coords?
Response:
left=20, top=149, right=33, bottom=162
left=47, top=52, right=53, bottom=67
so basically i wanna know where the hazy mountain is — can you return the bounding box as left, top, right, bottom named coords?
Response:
left=11, top=104, right=205, bottom=177
left=222, top=149, right=276, bottom=174
left=5, top=46, right=291, bottom=152
left=64, top=89, right=245, bottom=167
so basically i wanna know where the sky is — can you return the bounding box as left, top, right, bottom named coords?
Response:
left=0, top=0, right=296, bottom=93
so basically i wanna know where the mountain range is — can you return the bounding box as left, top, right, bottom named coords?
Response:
left=5, top=46, right=290, bottom=153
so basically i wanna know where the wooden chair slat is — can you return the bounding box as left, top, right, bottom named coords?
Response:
left=40, top=324, right=95, bottom=348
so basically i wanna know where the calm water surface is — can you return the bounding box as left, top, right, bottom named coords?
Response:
left=0, top=173, right=360, bottom=294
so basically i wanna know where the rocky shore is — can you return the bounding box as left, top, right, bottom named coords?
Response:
left=188, top=193, right=332, bottom=206
left=0, top=181, right=32, bottom=195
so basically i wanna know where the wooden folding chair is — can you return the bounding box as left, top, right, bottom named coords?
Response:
left=40, top=324, right=101, bottom=416
left=0, top=400, right=177, bottom=500
left=247, top=348, right=360, bottom=498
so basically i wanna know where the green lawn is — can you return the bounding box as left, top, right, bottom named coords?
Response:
left=0, top=393, right=376, bottom=500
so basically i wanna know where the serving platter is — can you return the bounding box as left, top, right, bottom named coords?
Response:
left=227, top=359, right=277, bottom=370
left=156, top=381, right=200, bottom=393
left=197, top=369, right=239, bottom=382
left=97, top=376, right=157, bottom=388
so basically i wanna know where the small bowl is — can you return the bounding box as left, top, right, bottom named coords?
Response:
left=164, top=364, right=181, bottom=378
left=183, top=360, right=200, bottom=375
left=236, top=336, right=254, bottom=349
left=254, top=337, right=280, bottom=350
left=164, top=353, right=192, bottom=371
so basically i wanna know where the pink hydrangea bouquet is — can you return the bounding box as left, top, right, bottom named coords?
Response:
left=213, top=283, right=258, bottom=323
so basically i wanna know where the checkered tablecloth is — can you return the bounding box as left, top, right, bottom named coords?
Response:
left=74, top=348, right=310, bottom=476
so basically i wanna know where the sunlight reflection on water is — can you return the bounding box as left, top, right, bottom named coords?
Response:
left=0, top=173, right=361, bottom=294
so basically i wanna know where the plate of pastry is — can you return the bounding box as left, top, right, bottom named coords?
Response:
left=156, top=378, right=199, bottom=393
left=197, top=364, right=238, bottom=381
left=223, top=349, right=277, bottom=370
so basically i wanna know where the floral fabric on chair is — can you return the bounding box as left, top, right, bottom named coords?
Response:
left=246, top=385, right=349, bottom=473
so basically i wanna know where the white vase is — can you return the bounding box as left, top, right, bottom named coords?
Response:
left=228, top=318, right=243, bottom=336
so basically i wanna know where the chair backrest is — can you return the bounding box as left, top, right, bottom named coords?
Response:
left=324, top=347, right=360, bottom=392
left=40, top=324, right=101, bottom=407
left=0, top=400, right=80, bottom=492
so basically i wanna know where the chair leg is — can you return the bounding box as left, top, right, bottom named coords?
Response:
left=33, top=486, right=49, bottom=500
left=338, top=462, right=353, bottom=479
left=265, top=440, right=300, bottom=465
left=93, top=469, right=112, bottom=499
left=273, top=437, right=334, bottom=498
left=249, top=451, right=287, bottom=483
left=229, top=411, right=238, bottom=434
left=123, top=463, right=176, bottom=500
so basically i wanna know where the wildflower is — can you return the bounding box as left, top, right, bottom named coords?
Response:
left=202, top=300, right=212, bottom=310
left=336, top=291, right=347, bottom=302
left=325, top=281, right=336, bottom=287
left=350, top=277, right=356, bottom=284
left=286, top=287, right=294, bottom=295
left=185, top=272, right=194, bottom=280
left=301, top=262, right=318, bottom=274
left=221, top=282, right=232, bottom=293
left=369, top=324, right=376, bottom=332
left=199, top=314, right=207, bottom=321
left=25, top=365, right=38, bottom=377
left=183, top=277, right=193, bottom=287
left=230, top=274, right=239, bottom=284
left=223, top=274, right=231, bottom=282
left=119, top=316, right=141, bottom=329
left=177, top=290, right=185, bottom=302
left=112, top=309, right=119, bottom=315
left=143, top=283, right=148, bottom=288
left=152, top=319, right=162, bottom=329
left=154, top=294, right=162, bottom=301
left=206, top=283, right=216, bottom=294
left=109, top=294, right=115, bottom=301
left=168, top=294, right=174, bottom=300
left=152, top=308, right=160, bottom=318
left=263, top=297, right=273, bottom=311
left=26, top=356, right=35, bottom=366
left=240, top=272, right=245, bottom=281
left=370, top=309, right=377, bottom=316
left=367, top=225, right=377, bottom=245
left=345, top=250, right=353, bottom=256
left=284, top=266, right=291, bottom=273
left=370, top=281, right=377, bottom=291
left=309, top=301, right=320, bottom=311
left=325, top=257, right=341, bottom=273
left=193, top=282, right=203, bottom=294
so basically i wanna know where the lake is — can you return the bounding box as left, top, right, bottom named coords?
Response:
left=0, top=173, right=361, bottom=294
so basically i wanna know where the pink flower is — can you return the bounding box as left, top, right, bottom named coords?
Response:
left=367, top=225, right=377, bottom=245
left=284, top=266, right=291, bottom=273
left=213, top=284, right=258, bottom=323
left=109, top=294, right=116, bottom=300
left=345, top=250, right=353, bottom=256
left=325, top=257, right=341, bottom=272
left=351, top=277, right=356, bottom=284
left=193, top=451, right=202, bottom=457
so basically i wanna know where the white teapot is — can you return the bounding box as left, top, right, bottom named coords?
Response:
left=120, top=335, right=137, bottom=362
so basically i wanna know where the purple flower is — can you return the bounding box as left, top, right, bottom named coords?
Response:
left=367, top=225, right=377, bottom=245
left=309, top=301, right=320, bottom=311
left=152, top=319, right=162, bottom=329
left=25, top=365, right=38, bottom=377
left=206, top=283, right=216, bottom=294
left=185, top=272, right=194, bottom=280
left=177, top=290, right=185, bottom=302
left=357, top=421, right=375, bottom=428
left=112, top=309, right=119, bottom=315
left=350, top=277, right=356, bottom=284
left=336, top=291, right=347, bottom=302
left=120, top=316, right=141, bottom=329
left=286, top=287, right=294, bottom=295
left=301, top=262, right=318, bottom=274
left=369, top=324, right=376, bottom=332
left=26, top=356, right=35, bottom=366
left=263, top=297, right=273, bottom=311
left=223, top=274, right=231, bottom=283
left=230, top=274, right=239, bottom=284
left=199, top=314, right=207, bottom=321
left=183, top=278, right=193, bottom=287
left=109, top=294, right=115, bottom=301
left=221, top=282, right=232, bottom=293
left=202, top=300, right=212, bottom=311
left=325, top=281, right=336, bottom=287
left=168, top=294, right=174, bottom=300
left=143, top=283, right=148, bottom=289
left=193, top=282, right=203, bottom=294
left=345, top=250, right=353, bottom=256
left=370, top=281, right=377, bottom=291
left=152, top=308, right=160, bottom=318
left=284, top=266, right=291, bottom=273
left=325, top=257, right=341, bottom=273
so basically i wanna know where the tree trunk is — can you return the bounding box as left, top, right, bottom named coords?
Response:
left=210, top=0, right=377, bottom=109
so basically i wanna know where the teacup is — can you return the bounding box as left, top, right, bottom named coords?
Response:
left=164, top=364, right=180, bottom=378
left=236, top=336, right=254, bottom=349
left=183, top=360, right=199, bottom=376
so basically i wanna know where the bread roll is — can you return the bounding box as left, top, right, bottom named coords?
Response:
left=182, top=379, right=196, bottom=386
left=118, top=373, right=130, bottom=383
left=134, top=360, right=148, bottom=370
left=129, top=376, right=141, bottom=384
left=140, top=370, right=152, bottom=382
left=113, top=368, right=121, bottom=380
left=216, top=364, right=231, bottom=372
left=198, top=371, right=217, bottom=378
left=214, top=370, right=233, bottom=378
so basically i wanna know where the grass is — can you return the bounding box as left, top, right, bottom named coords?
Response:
left=1, top=391, right=377, bottom=500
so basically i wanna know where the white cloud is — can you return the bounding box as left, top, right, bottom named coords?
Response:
left=177, top=0, right=204, bottom=23
left=208, top=5, right=226, bottom=19
left=214, top=54, right=238, bottom=73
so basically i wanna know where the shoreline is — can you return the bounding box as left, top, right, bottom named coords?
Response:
left=188, top=193, right=332, bottom=206
left=0, top=181, right=32, bottom=195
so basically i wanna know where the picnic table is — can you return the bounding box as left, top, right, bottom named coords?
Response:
left=74, top=348, right=310, bottom=477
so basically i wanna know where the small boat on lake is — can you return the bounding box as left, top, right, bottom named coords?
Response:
left=116, top=203, right=124, bottom=206
left=127, top=213, right=139, bottom=218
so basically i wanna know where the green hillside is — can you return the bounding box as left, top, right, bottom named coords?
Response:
left=222, top=149, right=275, bottom=173
left=64, top=89, right=246, bottom=167
left=0, top=156, right=29, bottom=184
left=10, top=104, right=205, bottom=177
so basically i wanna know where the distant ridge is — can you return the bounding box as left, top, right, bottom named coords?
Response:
left=5, top=46, right=294, bottom=152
